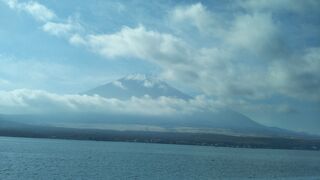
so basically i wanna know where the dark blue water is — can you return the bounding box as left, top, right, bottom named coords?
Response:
left=0, top=137, right=320, bottom=180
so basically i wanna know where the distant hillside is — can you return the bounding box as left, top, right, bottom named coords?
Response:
left=0, top=112, right=316, bottom=139
left=0, top=119, right=319, bottom=151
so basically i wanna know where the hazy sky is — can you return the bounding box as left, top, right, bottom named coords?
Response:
left=0, top=0, right=319, bottom=134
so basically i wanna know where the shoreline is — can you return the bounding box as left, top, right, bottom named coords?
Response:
left=1, top=127, right=319, bottom=151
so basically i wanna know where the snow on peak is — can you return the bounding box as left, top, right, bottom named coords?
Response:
left=85, top=74, right=191, bottom=100
left=123, top=74, right=162, bottom=88
left=124, top=74, right=148, bottom=81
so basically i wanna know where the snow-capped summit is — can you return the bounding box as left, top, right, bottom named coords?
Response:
left=124, top=73, right=151, bottom=81
left=84, top=74, right=191, bottom=100
left=123, top=74, right=161, bottom=88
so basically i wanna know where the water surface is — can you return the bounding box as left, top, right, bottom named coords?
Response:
left=0, top=137, right=320, bottom=179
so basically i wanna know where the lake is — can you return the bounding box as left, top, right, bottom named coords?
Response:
left=0, top=137, right=320, bottom=179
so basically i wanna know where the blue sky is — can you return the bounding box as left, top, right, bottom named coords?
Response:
left=0, top=0, right=319, bottom=134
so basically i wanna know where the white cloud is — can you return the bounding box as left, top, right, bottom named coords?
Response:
left=112, top=80, right=126, bottom=90
left=226, top=13, right=280, bottom=56
left=42, top=21, right=73, bottom=36
left=3, top=0, right=56, bottom=22
left=3, top=0, right=80, bottom=38
left=143, top=80, right=154, bottom=88
left=69, top=34, right=86, bottom=46
left=84, top=25, right=191, bottom=64
left=171, top=2, right=216, bottom=33
left=167, top=3, right=319, bottom=102
left=0, top=89, right=219, bottom=115
left=23, top=1, right=55, bottom=21
left=42, top=16, right=83, bottom=37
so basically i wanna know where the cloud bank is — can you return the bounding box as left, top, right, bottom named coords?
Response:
left=0, top=89, right=218, bottom=115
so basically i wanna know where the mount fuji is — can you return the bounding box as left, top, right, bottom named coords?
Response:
left=0, top=74, right=313, bottom=139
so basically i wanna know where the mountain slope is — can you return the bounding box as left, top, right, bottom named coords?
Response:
left=84, top=74, right=191, bottom=100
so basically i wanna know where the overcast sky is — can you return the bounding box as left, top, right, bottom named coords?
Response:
left=0, top=0, right=319, bottom=134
